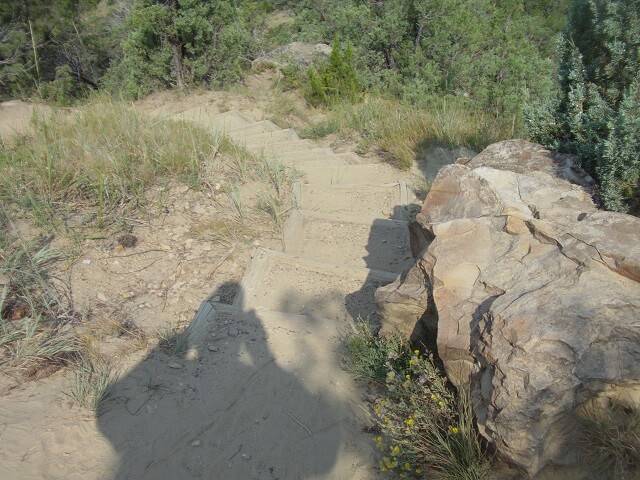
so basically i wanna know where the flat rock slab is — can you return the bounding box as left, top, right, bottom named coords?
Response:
left=294, top=182, right=411, bottom=220
left=284, top=211, right=413, bottom=273
left=235, top=248, right=398, bottom=321
left=95, top=303, right=380, bottom=480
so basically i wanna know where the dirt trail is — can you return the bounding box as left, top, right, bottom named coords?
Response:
left=0, top=88, right=418, bottom=479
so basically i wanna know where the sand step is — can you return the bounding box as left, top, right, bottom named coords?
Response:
left=172, top=109, right=254, bottom=132
left=296, top=163, right=403, bottom=185
left=106, top=300, right=378, bottom=479
left=283, top=211, right=413, bottom=273
left=276, top=151, right=358, bottom=168
left=293, top=181, right=412, bottom=220
left=234, top=248, right=398, bottom=321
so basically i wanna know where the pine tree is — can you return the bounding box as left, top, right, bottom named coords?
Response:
left=526, top=0, right=640, bottom=213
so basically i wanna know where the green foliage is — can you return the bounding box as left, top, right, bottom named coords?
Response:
left=306, top=37, right=361, bottom=106
left=346, top=322, right=490, bottom=479
left=526, top=0, right=640, bottom=213
left=115, top=0, right=254, bottom=97
left=284, top=0, right=566, bottom=120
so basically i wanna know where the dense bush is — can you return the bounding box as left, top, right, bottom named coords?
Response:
left=526, top=0, right=640, bottom=213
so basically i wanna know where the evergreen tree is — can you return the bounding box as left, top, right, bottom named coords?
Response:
left=526, top=0, right=640, bottom=213
left=118, top=0, right=252, bottom=97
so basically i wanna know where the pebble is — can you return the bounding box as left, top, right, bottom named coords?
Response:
left=207, top=344, right=219, bottom=352
left=227, top=327, right=239, bottom=337
left=82, top=259, right=91, bottom=265
left=241, top=454, right=251, bottom=461
left=190, top=440, right=201, bottom=447
left=97, top=292, right=109, bottom=303
left=168, top=362, right=183, bottom=369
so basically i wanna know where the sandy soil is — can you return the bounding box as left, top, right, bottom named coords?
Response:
left=0, top=91, right=382, bottom=479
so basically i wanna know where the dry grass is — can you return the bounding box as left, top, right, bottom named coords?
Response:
left=578, top=398, right=640, bottom=479
left=300, top=96, right=513, bottom=169
left=0, top=97, right=219, bottom=229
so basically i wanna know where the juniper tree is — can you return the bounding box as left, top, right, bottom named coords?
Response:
left=526, top=0, right=640, bottom=213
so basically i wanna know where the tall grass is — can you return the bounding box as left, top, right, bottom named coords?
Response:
left=0, top=230, right=80, bottom=376
left=0, top=97, right=219, bottom=227
left=300, top=96, right=514, bottom=168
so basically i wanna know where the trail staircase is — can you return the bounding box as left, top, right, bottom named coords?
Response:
left=154, top=105, right=417, bottom=478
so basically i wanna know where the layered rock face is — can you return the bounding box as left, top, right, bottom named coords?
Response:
left=376, top=140, right=640, bottom=476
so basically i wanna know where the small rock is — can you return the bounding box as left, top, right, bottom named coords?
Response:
left=117, top=234, right=138, bottom=248
left=82, top=259, right=91, bottom=265
left=227, top=327, right=239, bottom=337
left=168, top=362, right=183, bottom=369
left=241, top=453, right=251, bottom=461
left=97, top=292, right=109, bottom=303
left=207, top=344, right=219, bottom=352
left=190, top=440, right=201, bottom=447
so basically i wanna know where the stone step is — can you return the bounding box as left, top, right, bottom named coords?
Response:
left=226, top=119, right=281, bottom=139
left=296, top=163, right=403, bottom=185
left=234, top=248, right=398, bottom=321
left=293, top=181, right=412, bottom=220
left=283, top=211, right=413, bottom=273
left=242, top=128, right=300, bottom=146
left=246, top=139, right=319, bottom=155
left=119, top=301, right=378, bottom=479
left=172, top=109, right=254, bottom=132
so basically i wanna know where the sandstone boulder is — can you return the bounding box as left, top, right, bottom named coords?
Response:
left=376, top=139, right=640, bottom=476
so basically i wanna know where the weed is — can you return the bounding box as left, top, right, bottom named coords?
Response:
left=225, top=182, right=244, bottom=220
left=70, top=355, right=116, bottom=412
left=300, top=117, right=341, bottom=139
left=256, top=192, right=285, bottom=230
left=346, top=320, right=490, bottom=479
left=157, top=324, right=189, bottom=358
left=578, top=399, right=640, bottom=479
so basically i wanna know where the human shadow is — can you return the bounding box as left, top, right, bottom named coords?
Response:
left=344, top=206, right=416, bottom=328
left=97, top=282, right=346, bottom=480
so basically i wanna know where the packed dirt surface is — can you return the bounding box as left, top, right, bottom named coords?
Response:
left=0, top=84, right=411, bottom=479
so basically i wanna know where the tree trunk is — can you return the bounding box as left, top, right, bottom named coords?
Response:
left=170, top=40, right=186, bottom=89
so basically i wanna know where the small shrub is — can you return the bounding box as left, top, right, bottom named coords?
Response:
left=305, top=37, right=361, bottom=107
left=578, top=399, right=640, bottom=479
left=346, top=321, right=490, bottom=479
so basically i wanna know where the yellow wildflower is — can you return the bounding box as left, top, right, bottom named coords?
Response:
left=431, top=393, right=437, bottom=400
left=405, top=418, right=415, bottom=426
left=405, top=374, right=411, bottom=380
left=409, top=359, right=415, bottom=365
left=404, top=462, right=411, bottom=469
left=376, top=436, right=383, bottom=443
left=449, top=426, right=460, bottom=434
left=391, top=445, right=400, bottom=455
left=414, top=349, right=420, bottom=355
left=438, top=401, right=445, bottom=407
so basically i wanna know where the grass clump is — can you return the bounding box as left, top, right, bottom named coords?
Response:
left=578, top=399, right=640, bottom=479
left=347, top=321, right=489, bottom=480
left=70, top=356, right=116, bottom=412
left=0, top=98, right=218, bottom=229
left=0, top=228, right=80, bottom=377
